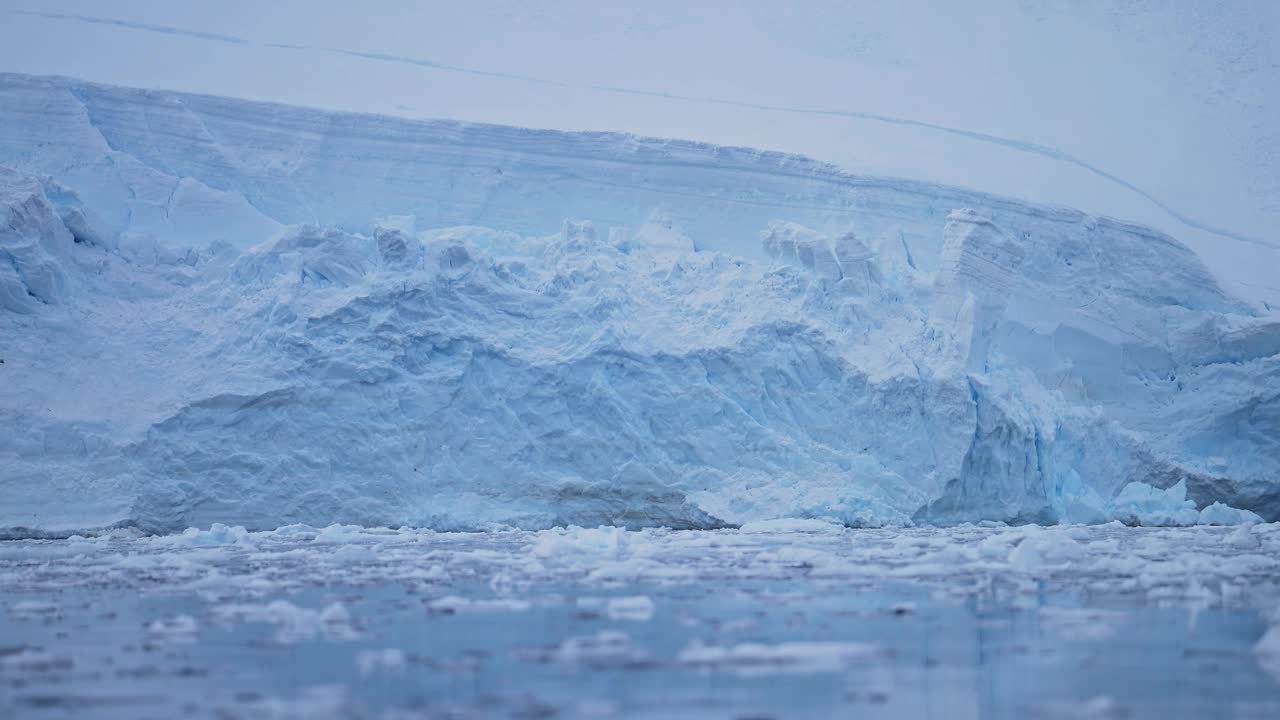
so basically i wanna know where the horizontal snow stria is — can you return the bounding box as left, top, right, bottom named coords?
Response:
left=0, top=73, right=1277, bottom=535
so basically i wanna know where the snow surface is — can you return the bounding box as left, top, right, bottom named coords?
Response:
left=2, top=2, right=1278, bottom=308
left=0, top=74, right=1278, bottom=534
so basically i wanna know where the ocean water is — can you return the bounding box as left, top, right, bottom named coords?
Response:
left=2, top=524, right=1278, bottom=719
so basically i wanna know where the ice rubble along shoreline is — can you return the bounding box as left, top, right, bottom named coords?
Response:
left=0, top=73, right=1277, bottom=536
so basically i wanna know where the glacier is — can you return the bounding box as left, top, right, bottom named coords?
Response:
left=1, top=73, right=1278, bottom=535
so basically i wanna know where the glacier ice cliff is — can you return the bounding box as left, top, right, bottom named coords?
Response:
left=1, top=73, right=1277, bottom=535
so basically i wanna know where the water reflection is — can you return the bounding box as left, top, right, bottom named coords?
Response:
left=1, top=525, right=1278, bottom=718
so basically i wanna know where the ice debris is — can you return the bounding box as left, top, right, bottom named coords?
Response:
left=678, top=640, right=886, bottom=675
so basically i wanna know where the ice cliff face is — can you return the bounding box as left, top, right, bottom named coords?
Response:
left=1, top=73, right=1277, bottom=534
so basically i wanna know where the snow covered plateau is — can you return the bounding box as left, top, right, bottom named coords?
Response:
left=1, top=72, right=1278, bottom=536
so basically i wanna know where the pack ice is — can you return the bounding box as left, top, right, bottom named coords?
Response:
left=1, top=73, right=1277, bottom=535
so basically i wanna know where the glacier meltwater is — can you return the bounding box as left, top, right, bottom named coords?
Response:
left=0, top=73, right=1278, bottom=536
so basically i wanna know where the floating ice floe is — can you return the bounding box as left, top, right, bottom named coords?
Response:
left=678, top=640, right=887, bottom=675
left=214, top=600, right=356, bottom=644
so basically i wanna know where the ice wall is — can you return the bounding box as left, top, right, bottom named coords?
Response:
left=1, top=74, right=1277, bottom=534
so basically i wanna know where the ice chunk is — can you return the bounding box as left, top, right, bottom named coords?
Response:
left=311, top=524, right=374, bottom=544
left=678, top=640, right=885, bottom=675
left=1008, top=528, right=1087, bottom=572
left=531, top=527, right=629, bottom=559
left=8, top=600, right=59, bottom=619
left=146, top=614, right=199, bottom=643
left=355, top=648, right=405, bottom=676
left=555, top=630, right=638, bottom=663
left=214, top=600, right=356, bottom=643
left=1107, top=481, right=1200, bottom=527
left=1197, top=502, right=1263, bottom=526
left=0, top=648, right=73, bottom=673
left=605, top=595, right=656, bottom=621
left=1224, top=523, right=1260, bottom=549
left=158, top=524, right=256, bottom=547
left=427, top=595, right=532, bottom=613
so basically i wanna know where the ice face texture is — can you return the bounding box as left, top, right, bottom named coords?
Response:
left=1, top=74, right=1277, bottom=534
